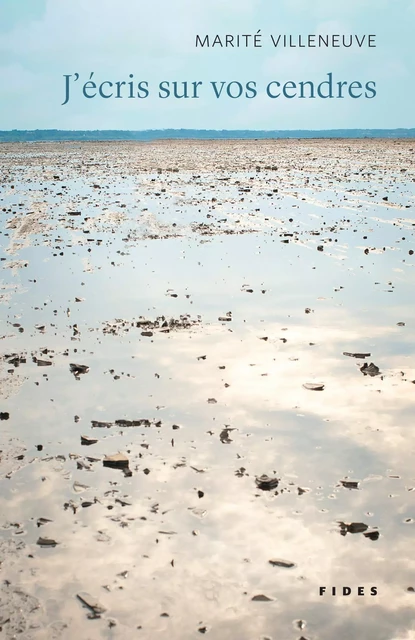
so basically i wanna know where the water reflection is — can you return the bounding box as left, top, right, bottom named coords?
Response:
left=0, top=140, right=414, bottom=639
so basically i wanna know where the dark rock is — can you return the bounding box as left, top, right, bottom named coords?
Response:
left=103, top=453, right=129, bottom=469
left=340, top=480, right=360, bottom=489
left=251, top=594, right=273, bottom=602
left=37, top=537, right=59, bottom=547
left=77, top=592, right=106, bottom=617
left=255, top=475, right=279, bottom=491
left=35, top=359, right=52, bottom=367
left=360, top=362, right=380, bottom=377
left=338, top=521, right=368, bottom=535
left=36, top=518, right=53, bottom=527
left=364, top=530, right=380, bottom=541
left=91, top=420, right=113, bottom=428
left=81, top=435, right=98, bottom=445
left=343, top=352, right=371, bottom=359
left=69, top=363, right=89, bottom=376
left=269, top=559, right=296, bottom=568
left=220, top=427, right=233, bottom=443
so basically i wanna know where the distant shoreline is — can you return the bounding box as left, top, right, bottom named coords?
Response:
left=1, top=129, right=415, bottom=143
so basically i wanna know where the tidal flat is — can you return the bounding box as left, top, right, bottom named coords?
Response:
left=0, top=139, right=414, bottom=639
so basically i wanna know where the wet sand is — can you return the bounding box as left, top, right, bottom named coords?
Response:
left=0, top=139, right=415, bottom=639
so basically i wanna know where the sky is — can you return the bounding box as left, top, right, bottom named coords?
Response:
left=0, top=0, right=414, bottom=130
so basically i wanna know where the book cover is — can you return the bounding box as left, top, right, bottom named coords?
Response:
left=0, top=1, right=414, bottom=639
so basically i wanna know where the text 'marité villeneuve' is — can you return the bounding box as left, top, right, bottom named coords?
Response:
left=195, top=33, right=376, bottom=48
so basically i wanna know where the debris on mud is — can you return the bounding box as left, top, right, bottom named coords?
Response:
left=220, top=427, right=234, bottom=444
left=36, top=518, right=53, bottom=527
left=340, top=480, right=360, bottom=489
left=34, top=358, right=53, bottom=367
left=36, top=537, right=59, bottom=547
left=91, top=420, right=113, bottom=429
left=115, top=418, right=162, bottom=428
left=303, top=383, right=325, bottom=391
left=338, top=522, right=369, bottom=536
left=364, top=530, right=380, bottom=541
left=360, top=363, right=380, bottom=377
left=251, top=594, right=273, bottom=602
left=102, top=314, right=202, bottom=335
left=81, top=435, right=98, bottom=445
left=269, top=559, right=296, bottom=568
left=91, top=418, right=162, bottom=428
left=69, top=363, right=90, bottom=377
left=255, top=475, right=279, bottom=491
left=103, top=453, right=130, bottom=469
left=0, top=138, right=414, bottom=639
left=77, top=592, right=106, bottom=618
left=343, top=352, right=371, bottom=359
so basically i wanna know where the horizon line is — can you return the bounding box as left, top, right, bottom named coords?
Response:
left=1, top=127, right=415, bottom=132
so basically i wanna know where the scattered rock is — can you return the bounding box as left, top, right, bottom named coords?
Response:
left=364, top=530, right=380, bottom=541
left=269, top=559, right=296, bottom=568
left=69, top=363, right=89, bottom=377
left=73, top=481, right=89, bottom=493
left=81, top=435, right=98, bottom=446
left=103, top=453, right=129, bottom=469
left=340, top=480, right=360, bottom=489
left=91, top=420, right=113, bottom=428
left=36, top=518, right=53, bottom=527
left=220, top=427, right=234, bottom=444
left=338, top=522, right=369, bottom=536
left=255, top=475, right=279, bottom=491
left=360, top=362, right=380, bottom=377
left=76, top=592, right=106, bottom=617
left=36, top=537, right=59, bottom=547
left=35, top=359, right=52, bottom=367
left=343, top=352, right=371, bottom=359
left=115, top=418, right=162, bottom=428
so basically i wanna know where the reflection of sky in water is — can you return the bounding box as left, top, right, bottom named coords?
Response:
left=0, top=141, right=415, bottom=639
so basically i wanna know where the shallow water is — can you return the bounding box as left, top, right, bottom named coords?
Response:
left=0, top=139, right=415, bottom=639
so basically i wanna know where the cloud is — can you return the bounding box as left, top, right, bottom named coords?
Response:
left=0, top=0, right=414, bottom=128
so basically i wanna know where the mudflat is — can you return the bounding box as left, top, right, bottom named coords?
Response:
left=0, top=139, right=414, bottom=639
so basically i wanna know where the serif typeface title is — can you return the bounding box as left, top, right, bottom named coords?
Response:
left=62, top=73, right=376, bottom=105
left=62, top=31, right=378, bottom=105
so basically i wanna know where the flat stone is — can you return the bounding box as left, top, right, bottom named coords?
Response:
left=103, top=453, right=129, bottom=469
left=36, top=537, right=58, bottom=547
left=81, top=435, right=98, bottom=445
left=268, top=559, right=296, bottom=568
